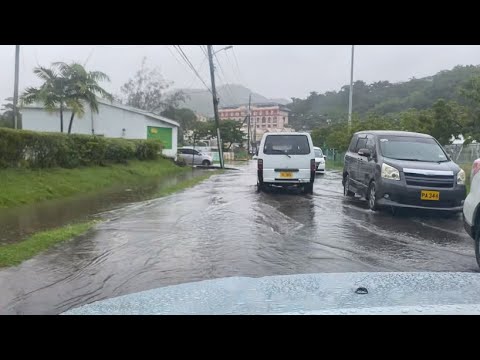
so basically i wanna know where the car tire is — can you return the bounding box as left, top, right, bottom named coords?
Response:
left=202, top=160, right=211, bottom=166
left=344, top=175, right=355, bottom=197
left=303, top=182, right=314, bottom=194
left=367, top=181, right=379, bottom=211
left=257, top=180, right=264, bottom=193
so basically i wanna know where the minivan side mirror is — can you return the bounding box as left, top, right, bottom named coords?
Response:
left=255, top=149, right=259, bottom=156
left=323, top=155, right=327, bottom=160
left=358, top=148, right=371, bottom=158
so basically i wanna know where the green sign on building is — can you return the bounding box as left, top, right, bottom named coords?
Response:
left=147, top=126, right=172, bottom=149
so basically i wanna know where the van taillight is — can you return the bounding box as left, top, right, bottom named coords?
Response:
left=258, top=159, right=263, bottom=171
left=473, top=159, right=480, bottom=179
left=311, top=159, right=315, bottom=173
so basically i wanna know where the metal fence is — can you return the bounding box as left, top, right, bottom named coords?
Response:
left=324, top=149, right=346, bottom=163
left=444, top=144, right=480, bottom=165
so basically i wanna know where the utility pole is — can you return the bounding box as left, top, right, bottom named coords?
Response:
left=247, top=94, right=251, bottom=155
left=207, top=45, right=224, bottom=169
left=13, top=45, right=20, bottom=130
left=348, top=45, right=355, bottom=129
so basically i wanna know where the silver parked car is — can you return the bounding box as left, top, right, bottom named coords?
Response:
left=178, top=148, right=213, bottom=166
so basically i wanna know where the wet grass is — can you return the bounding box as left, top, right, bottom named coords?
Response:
left=0, top=159, right=189, bottom=209
left=156, top=170, right=224, bottom=197
left=327, top=161, right=344, bottom=171
left=0, top=221, right=96, bottom=268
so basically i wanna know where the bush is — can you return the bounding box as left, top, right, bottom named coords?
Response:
left=0, top=128, right=164, bottom=169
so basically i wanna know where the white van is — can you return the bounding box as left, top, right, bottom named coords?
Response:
left=256, top=132, right=316, bottom=194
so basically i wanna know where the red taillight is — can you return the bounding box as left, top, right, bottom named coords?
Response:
left=258, top=159, right=263, bottom=171
left=473, top=159, right=480, bottom=179
left=311, top=159, right=316, bottom=173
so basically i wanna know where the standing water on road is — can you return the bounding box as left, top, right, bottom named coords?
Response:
left=0, top=168, right=209, bottom=245
left=0, top=161, right=477, bottom=314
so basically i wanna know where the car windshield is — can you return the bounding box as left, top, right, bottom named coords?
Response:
left=379, top=136, right=448, bottom=162
left=264, top=135, right=310, bottom=155
left=315, top=149, right=323, bottom=157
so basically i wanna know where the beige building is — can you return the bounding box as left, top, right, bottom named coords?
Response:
left=220, top=103, right=290, bottom=128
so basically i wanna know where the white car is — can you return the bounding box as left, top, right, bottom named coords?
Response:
left=256, top=132, right=316, bottom=194
left=463, top=158, right=480, bottom=268
left=314, top=146, right=326, bottom=173
left=178, top=148, right=213, bottom=166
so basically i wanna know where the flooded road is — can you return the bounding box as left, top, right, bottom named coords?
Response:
left=0, top=169, right=207, bottom=245
left=0, top=161, right=478, bottom=314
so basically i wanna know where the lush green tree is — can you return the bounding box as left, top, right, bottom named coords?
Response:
left=54, top=62, right=112, bottom=134
left=21, top=65, right=68, bottom=132
left=161, top=107, right=197, bottom=145
left=189, top=120, right=245, bottom=151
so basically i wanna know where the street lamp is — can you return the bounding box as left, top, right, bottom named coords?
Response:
left=214, top=45, right=233, bottom=55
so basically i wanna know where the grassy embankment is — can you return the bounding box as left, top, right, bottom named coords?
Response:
left=0, top=158, right=190, bottom=209
left=0, top=159, right=222, bottom=268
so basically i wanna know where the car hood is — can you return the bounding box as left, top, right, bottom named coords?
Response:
left=315, top=157, right=324, bottom=162
left=62, top=272, right=480, bottom=315
left=383, top=158, right=460, bottom=173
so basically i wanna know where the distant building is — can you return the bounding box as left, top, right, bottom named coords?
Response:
left=219, top=103, right=290, bottom=128
left=21, top=99, right=180, bottom=158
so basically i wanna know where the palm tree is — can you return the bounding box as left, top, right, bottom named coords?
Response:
left=54, top=62, right=113, bottom=134
left=21, top=65, right=68, bottom=132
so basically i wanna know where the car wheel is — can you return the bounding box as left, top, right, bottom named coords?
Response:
left=202, top=160, right=211, bottom=166
left=367, top=181, right=378, bottom=211
left=344, top=175, right=355, bottom=197
left=257, top=180, right=264, bottom=193
left=303, top=182, right=314, bottom=194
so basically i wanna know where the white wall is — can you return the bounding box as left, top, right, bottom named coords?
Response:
left=21, top=104, right=178, bottom=158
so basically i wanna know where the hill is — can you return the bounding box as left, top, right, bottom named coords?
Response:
left=173, top=84, right=289, bottom=116
left=288, top=65, right=480, bottom=130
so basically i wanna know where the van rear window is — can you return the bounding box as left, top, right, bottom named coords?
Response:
left=264, top=135, right=310, bottom=155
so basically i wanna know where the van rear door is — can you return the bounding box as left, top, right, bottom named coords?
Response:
left=262, top=134, right=313, bottom=182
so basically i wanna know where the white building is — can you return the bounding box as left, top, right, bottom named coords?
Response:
left=21, top=99, right=179, bottom=158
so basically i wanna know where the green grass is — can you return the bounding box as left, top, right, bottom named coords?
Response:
left=0, top=221, right=96, bottom=268
left=327, top=161, right=344, bottom=171
left=156, top=170, right=224, bottom=197
left=0, top=159, right=189, bottom=209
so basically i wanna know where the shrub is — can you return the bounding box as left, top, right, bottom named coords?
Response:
left=0, top=128, right=164, bottom=169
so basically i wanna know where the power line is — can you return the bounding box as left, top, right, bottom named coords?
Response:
left=173, top=45, right=212, bottom=94
left=213, top=52, right=239, bottom=105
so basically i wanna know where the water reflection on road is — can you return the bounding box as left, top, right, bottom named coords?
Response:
left=0, top=161, right=477, bottom=314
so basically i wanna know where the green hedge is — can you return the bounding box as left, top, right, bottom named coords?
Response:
left=0, top=128, right=162, bottom=169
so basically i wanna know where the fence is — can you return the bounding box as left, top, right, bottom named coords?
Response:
left=444, top=144, right=480, bottom=165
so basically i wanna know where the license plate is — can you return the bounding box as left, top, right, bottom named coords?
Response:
left=279, top=172, right=293, bottom=178
left=421, top=190, right=440, bottom=201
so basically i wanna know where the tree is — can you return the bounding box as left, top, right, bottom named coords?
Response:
left=119, top=57, right=186, bottom=114
left=21, top=65, right=68, bottom=132
left=189, top=119, right=245, bottom=151
left=20, top=62, right=112, bottom=134
left=0, top=98, right=22, bottom=129
left=54, top=62, right=112, bottom=134
left=160, top=107, right=197, bottom=145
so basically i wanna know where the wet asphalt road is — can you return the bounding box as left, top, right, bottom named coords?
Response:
left=0, top=161, right=478, bottom=314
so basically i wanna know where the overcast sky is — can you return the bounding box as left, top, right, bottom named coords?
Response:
left=1, top=45, right=480, bottom=105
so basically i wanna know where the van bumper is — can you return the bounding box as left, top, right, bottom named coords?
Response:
left=376, top=179, right=466, bottom=212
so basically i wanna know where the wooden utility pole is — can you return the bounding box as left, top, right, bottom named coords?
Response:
left=13, top=45, right=20, bottom=129
left=207, top=45, right=224, bottom=169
